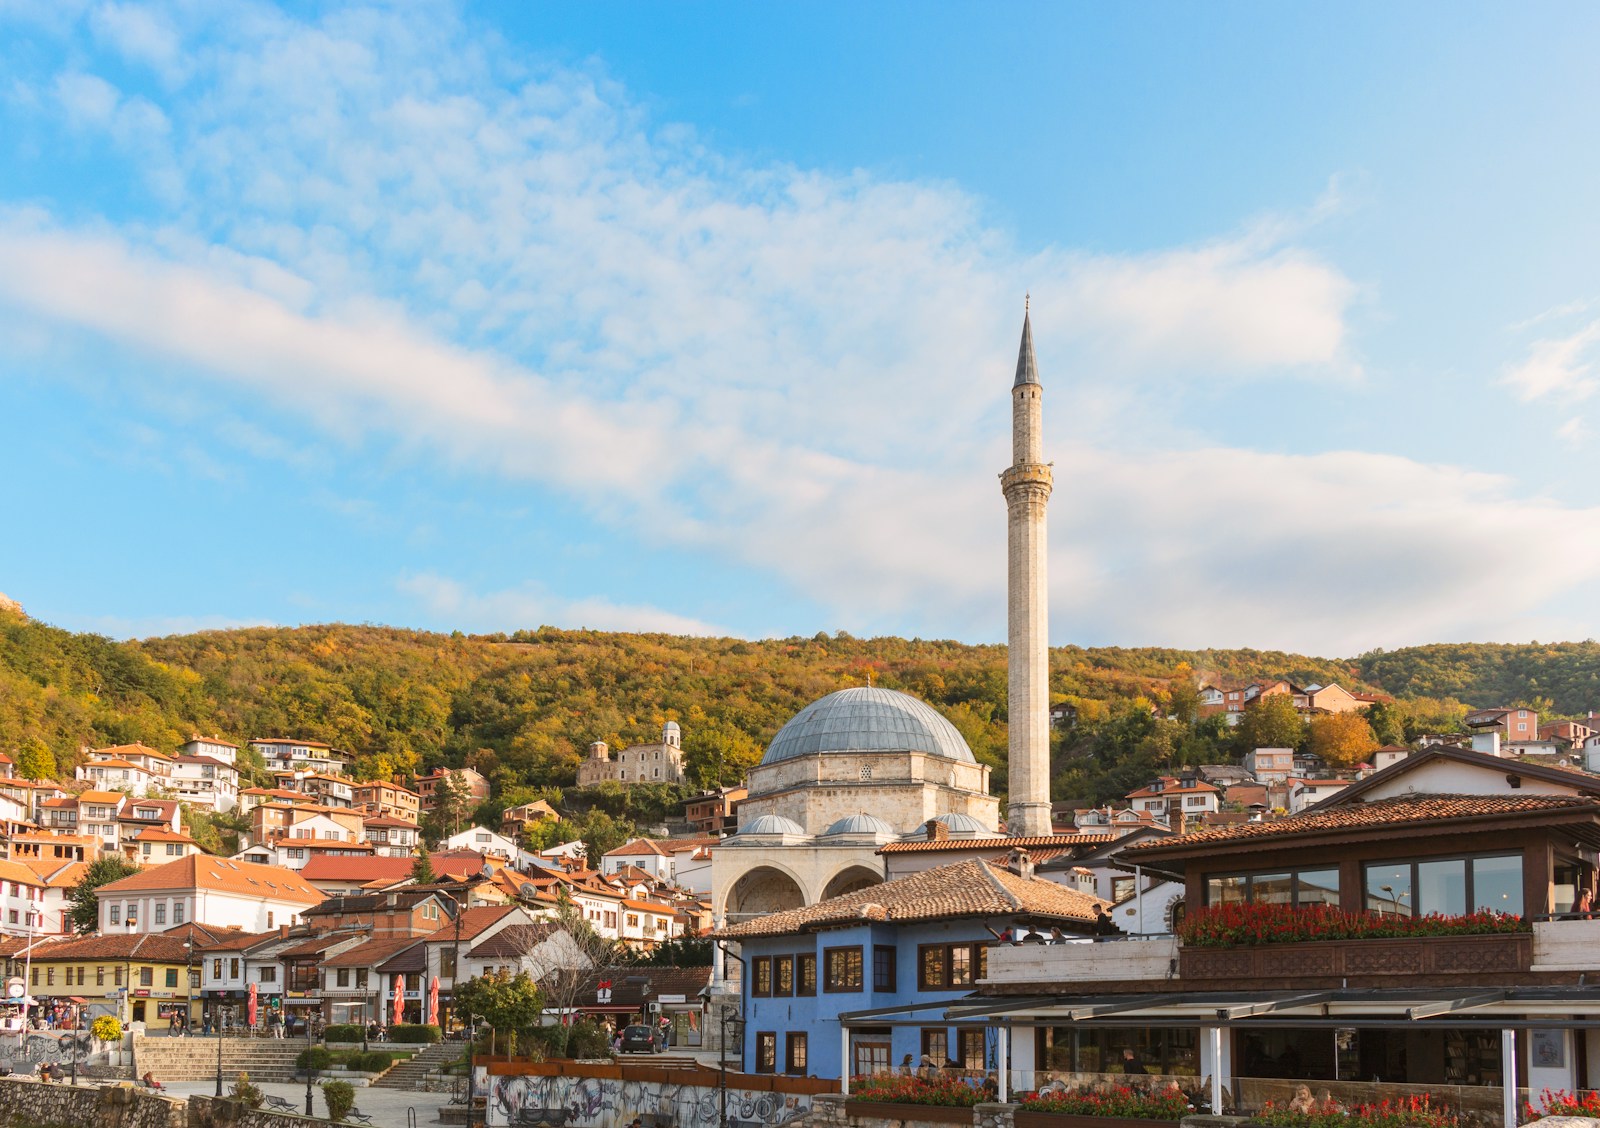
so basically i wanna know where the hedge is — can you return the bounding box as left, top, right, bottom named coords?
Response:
left=323, top=1024, right=365, bottom=1043
left=296, top=1047, right=333, bottom=1072
left=389, top=1023, right=442, bottom=1043
left=347, top=1051, right=396, bottom=1073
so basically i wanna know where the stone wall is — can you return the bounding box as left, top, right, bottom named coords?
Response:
left=0, top=1077, right=185, bottom=1128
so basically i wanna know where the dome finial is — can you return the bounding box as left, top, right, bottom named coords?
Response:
left=1025, top=292, right=1030, bottom=313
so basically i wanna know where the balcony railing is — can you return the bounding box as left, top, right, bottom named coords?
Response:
left=1179, top=932, right=1532, bottom=981
left=983, top=937, right=1178, bottom=987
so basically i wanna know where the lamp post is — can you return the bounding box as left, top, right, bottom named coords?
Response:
left=70, top=999, right=80, bottom=1086
left=124, top=917, right=137, bottom=1082
left=305, top=1004, right=315, bottom=1116
left=434, top=886, right=472, bottom=1128
left=215, top=1005, right=226, bottom=1097
left=182, top=940, right=193, bottom=1038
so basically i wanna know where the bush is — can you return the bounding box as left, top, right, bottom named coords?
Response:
left=565, top=1019, right=613, bottom=1060
left=388, top=1023, right=442, bottom=1043
left=1020, top=1086, right=1191, bottom=1120
left=321, top=1079, right=356, bottom=1122
left=347, top=1051, right=395, bottom=1073
left=296, top=1046, right=333, bottom=1072
left=90, top=1015, right=122, bottom=1043
left=323, top=1024, right=365, bottom=1043
left=1255, top=1093, right=1458, bottom=1128
left=523, top=1025, right=567, bottom=1059
left=230, top=1072, right=264, bottom=1109
left=848, top=1076, right=988, bottom=1109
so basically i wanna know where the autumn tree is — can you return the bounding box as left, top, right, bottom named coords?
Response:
left=13, top=737, right=57, bottom=781
left=1308, top=711, right=1379, bottom=770
left=67, top=856, right=141, bottom=934
left=1235, top=694, right=1306, bottom=753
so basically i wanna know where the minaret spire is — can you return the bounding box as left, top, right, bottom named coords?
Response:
left=1000, top=299, right=1053, bottom=838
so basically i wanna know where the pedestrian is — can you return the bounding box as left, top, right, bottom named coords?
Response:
left=1121, top=1047, right=1146, bottom=1075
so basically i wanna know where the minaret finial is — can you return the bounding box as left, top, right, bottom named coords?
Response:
left=1025, top=292, right=1030, bottom=313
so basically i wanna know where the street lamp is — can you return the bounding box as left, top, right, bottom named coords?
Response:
left=182, top=940, right=194, bottom=1038
left=70, top=1000, right=81, bottom=1086
left=215, top=1005, right=226, bottom=1097
left=305, top=1003, right=315, bottom=1116
left=434, top=886, right=473, bottom=1128
left=124, top=917, right=137, bottom=1082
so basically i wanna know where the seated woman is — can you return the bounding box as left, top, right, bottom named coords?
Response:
left=1287, top=1084, right=1315, bottom=1114
left=142, top=1071, right=166, bottom=1091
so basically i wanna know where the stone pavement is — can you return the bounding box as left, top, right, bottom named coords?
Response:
left=162, top=1078, right=452, bottom=1122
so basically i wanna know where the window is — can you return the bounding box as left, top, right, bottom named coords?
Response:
left=356, top=969, right=367, bottom=989
left=29, top=968, right=36, bottom=986
left=1206, top=867, right=1340, bottom=908
left=230, top=959, right=240, bottom=979
left=110, top=904, right=121, bottom=926
left=165, top=969, right=178, bottom=988
left=337, top=969, right=350, bottom=987
left=154, top=903, right=166, bottom=925
left=921, top=1028, right=948, bottom=1064
left=824, top=946, right=863, bottom=993
left=627, top=914, right=639, bottom=928
left=918, top=943, right=986, bottom=991
left=1364, top=854, right=1521, bottom=917
left=441, top=949, right=458, bottom=978
left=785, top=1032, right=808, bottom=1075
left=267, top=911, right=275, bottom=928
left=114, top=966, right=123, bottom=986
left=755, top=1032, right=777, bottom=1074
left=259, top=966, right=277, bottom=983
left=173, top=901, right=185, bottom=924
left=752, top=957, right=772, bottom=997
left=140, top=967, right=153, bottom=987
left=853, top=1033, right=891, bottom=1077
left=774, top=955, right=793, bottom=996
left=872, top=946, right=896, bottom=993
left=97, top=966, right=105, bottom=986
left=796, top=954, right=816, bottom=996
left=960, top=1029, right=986, bottom=1070
left=45, top=968, right=53, bottom=987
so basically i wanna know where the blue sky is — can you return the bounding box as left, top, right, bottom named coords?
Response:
left=3, top=1, right=1599, bottom=654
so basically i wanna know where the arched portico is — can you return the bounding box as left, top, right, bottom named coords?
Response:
left=821, top=864, right=883, bottom=901
left=724, top=864, right=806, bottom=922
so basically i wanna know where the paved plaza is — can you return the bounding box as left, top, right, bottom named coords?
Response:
left=162, top=1078, right=453, bottom=1122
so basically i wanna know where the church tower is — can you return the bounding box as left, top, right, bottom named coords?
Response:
left=1001, top=300, right=1054, bottom=837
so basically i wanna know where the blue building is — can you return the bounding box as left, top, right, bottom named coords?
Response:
left=718, top=853, right=1104, bottom=1079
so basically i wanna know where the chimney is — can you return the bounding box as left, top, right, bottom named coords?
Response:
left=923, top=819, right=948, bottom=841
left=278, top=924, right=288, bottom=938
left=1008, top=848, right=1034, bottom=881
left=1471, top=731, right=1502, bottom=757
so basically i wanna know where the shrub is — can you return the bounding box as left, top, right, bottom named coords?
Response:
left=321, top=1079, right=356, bottom=1122
left=347, top=1051, right=395, bottom=1073
left=848, top=1075, right=989, bottom=1109
left=1521, top=1090, right=1600, bottom=1124
left=90, top=1015, right=122, bottom=1043
left=388, top=1023, right=442, bottom=1043
left=523, top=1025, right=567, bottom=1059
left=1254, top=1094, right=1458, bottom=1128
left=1021, top=1085, right=1191, bottom=1120
left=296, top=1047, right=333, bottom=1072
left=229, top=1072, right=264, bottom=1109
left=1179, top=903, right=1527, bottom=948
left=323, top=1024, right=365, bottom=1043
left=565, top=1019, right=613, bottom=1060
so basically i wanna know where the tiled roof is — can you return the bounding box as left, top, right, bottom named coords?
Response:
left=429, top=904, right=519, bottom=942
left=548, top=965, right=711, bottom=1006
left=878, top=833, right=1117, bottom=855
left=299, top=856, right=417, bottom=883
left=197, top=930, right=272, bottom=954
left=96, top=855, right=325, bottom=904
left=252, top=738, right=333, bottom=749
left=605, top=838, right=670, bottom=858
left=323, top=936, right=427, bottom=968
left=131, top=828, right=200, bottom=843
left=1125, top=778, right=1221, bottom=799
left=173, top=755, right=235, bottom=769
left=465, top=923, right=561, bottom=959
left=45, top=923, right=245, bottom=961
left=186, top=736, right=239, bottom=749
left=278, top=933, right=360, bottom=958
left=362, top=814, right=419, bottom=828
left=0, top=860, right=44, bottom=888
left=90, top=743, right=171, bottom=760
left=77, top=791, right=127, bottom=805
left=22, top=859, right=88, bottom=887
left=1124, top=794, right=1600, bottom=854
left=715, top=860, right=1107, bottom=939
left=302, top=890, right=439, bottom=917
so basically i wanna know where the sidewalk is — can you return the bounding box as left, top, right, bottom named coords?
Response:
left=162, top=1078, right=451, bottom=1121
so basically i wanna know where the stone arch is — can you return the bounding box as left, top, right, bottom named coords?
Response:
left=724, top=864, right=807, bottom=922
left=821, top=864, right=883, bottom=902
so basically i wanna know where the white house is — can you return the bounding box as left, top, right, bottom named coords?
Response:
left=1124, top=776, right=1220, bottom=822
left=424, top=904, right=538, bottom=1016
left=1243, top=747, right=1296, bottom=782
left=444, top=826, right=521, bottom=861
left=362, top=814, right=421, bottom=858
left=462, top=921, right=591, bottom=981
left=601, top=838, right=676, bottom=881
left=1287, top=777, right=1353, bottom=813
left=249, top=739, right=350, bottom=777
left=0, top=859, right=47, bottom=938
left=180, top=736, right=239, bottom=766
left=76, top=757, right=167, bottom=798
left=97, top=855, right=325, bottom=934
left=169, top=755, right=241, bottom=812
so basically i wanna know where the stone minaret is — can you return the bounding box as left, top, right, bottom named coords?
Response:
left=1001, top=300, right=1054, bottom=837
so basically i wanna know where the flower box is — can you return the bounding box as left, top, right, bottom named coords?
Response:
left=1016, top=1115, right=1178, bottom=1128
left=1179, top=933, right=1531, bottom=981
left=844, top=1100, right=975, bottom=1123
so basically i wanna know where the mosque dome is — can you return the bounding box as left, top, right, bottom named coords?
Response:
left=737, top=814, right=807, bottom=837
left=760, top=687, right=976, bottom=766
left=932, top=812, right=989, bottom=837
left=822, top=813, right=897, bottom=838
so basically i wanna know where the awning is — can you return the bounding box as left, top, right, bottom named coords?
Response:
left=843, top=987, right=1600, bottom=1031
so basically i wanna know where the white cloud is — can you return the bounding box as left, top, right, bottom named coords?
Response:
left=1502, top=319, right=1600, bottom=403
left=89, top=2, right=184, bottom=80
left=397, top=573, right=723, bottom=637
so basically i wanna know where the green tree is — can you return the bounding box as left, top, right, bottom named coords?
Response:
left=67, top=856, right=141, bottom=934
left=455, top=970, right=542, bottom=1056
left=409, top=847, right=436, bottom=885
left=13, top=737, right=57, bottom=781
left=1363, top=700, right=1405, bottom=747
left=1235, top=694, right=1306, bottom=753
left=423, top=771, right=472, bottom=840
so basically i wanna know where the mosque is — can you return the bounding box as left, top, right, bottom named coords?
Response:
left=710, top=305, right=1056, bottom=933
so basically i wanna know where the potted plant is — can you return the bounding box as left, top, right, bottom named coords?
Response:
left=846, top=1075, right=991, bottom=1124
left=1015, top=1084, right=1192, bottom=1128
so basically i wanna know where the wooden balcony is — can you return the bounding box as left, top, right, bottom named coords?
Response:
left=1179, top=932, right=1532, bottom=983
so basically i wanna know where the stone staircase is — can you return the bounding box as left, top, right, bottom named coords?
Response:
left=372, top=1042, right=459, bottom=1090
left=133, top=1034, right=310, bottom=1083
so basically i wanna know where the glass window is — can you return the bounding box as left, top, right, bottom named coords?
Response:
left=1471, top=855, right=1522, bottom=914
left=752, top=957, right=772, bottom=997
left=756, top=1032, right=777, bottom=1073
left=950, top=946, right=972, bottom=986
left=1366, top=862, right=1412, bottom=917
left=960, top=1029, right=986, bottom=1070
left=1418, top=859, right=1467, bottom=917
left=824, top=946, right=863, bottom=992
left=1252, top=873, right=1294, bottom=905
left=873, top=946, right=896, bottom=993
left=774, top=956, right=793, bottom=996
left=920, top=946, right=946, bottom=989
left=165, top=969, right=178, bottom=988
left=785, top=1032, right=808, bottom=1075
left=140, top=967, right=153, bottom=986
left=796, top=954, right=816, bottom=996
left=1297, top=869, right=1341, bottom=907
left=921, top=1028, right=949, bottom=1063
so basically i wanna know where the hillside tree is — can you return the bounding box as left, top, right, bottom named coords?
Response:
left=67, top=856, right=141, bottom=934
left=1308, top=712, right=1380, bottom=770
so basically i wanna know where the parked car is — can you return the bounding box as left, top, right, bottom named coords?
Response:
left=618, top=1024, right=664, bottom=1054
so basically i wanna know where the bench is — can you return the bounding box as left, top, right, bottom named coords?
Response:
left=263, top=1095, right=297, bottom=1113
left=347, top=1108, right=375, bottom=1125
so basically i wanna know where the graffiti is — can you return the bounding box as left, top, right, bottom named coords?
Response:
left=486, top=1072, right=812, bottom=1128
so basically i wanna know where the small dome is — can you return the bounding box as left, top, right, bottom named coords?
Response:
left=738, top=814, right=807, bottom=837
left=663, top=721, right=681, bottom=732
left=823, top=813, right=897, bottom=838
left=761, top=687, right=976, bottom=766
left=933, top=812, right=989, bottom=836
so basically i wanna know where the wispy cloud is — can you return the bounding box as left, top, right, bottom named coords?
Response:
left=1502, top=319, right=1600, bottom=403
left=397, top=573, right=724, bottom=637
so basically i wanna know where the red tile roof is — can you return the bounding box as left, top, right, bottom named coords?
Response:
left=299, top=856, right=416, bottom=883
left=878, top=833, right=1117, bottom=855
left=97, top=855, right=325, bottom=904
left=715, top=859, right=1106, bottom=939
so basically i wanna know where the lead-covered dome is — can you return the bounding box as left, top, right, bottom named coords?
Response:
left=822, top=813, right=897, bottom=838
left=761, top=687, right=976, bottom=766
left=737, top=814, right=807, bottom=837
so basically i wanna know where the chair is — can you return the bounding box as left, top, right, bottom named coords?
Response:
left=264, top=1095, right=296, bottom=1113
left=347, top=1108, right=375, bottom=1124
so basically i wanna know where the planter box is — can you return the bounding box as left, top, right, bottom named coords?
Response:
left=1179, top=933, right=1531, bottom=982
left=844, top=1100, right=976, bottom=1123
left=1016, top=1114, right=1180, bottom=1128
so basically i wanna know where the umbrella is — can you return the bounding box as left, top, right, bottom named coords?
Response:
left=392, top=974, right=405, bottom=1026
left=427, top=976, right=439, bottom=1027
left=246, top=982, right=258, bottom=1029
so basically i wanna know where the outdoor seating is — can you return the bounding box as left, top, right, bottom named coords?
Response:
left=347, top=1108, right=375, bottom=1124
left=263, top=1095, right=297, bottom=1113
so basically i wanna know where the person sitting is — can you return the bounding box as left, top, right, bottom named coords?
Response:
left=142, top=1071, right=166, bottom=1091
left=1288, top=1084, right=1315, bottom=1114
left=1121, top=1047, right=1146, bottom=1075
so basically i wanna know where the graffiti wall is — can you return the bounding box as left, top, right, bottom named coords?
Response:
left=0, top=1031, right=121, bottom=1078
left=483, top=1069, right=813, bottom=1128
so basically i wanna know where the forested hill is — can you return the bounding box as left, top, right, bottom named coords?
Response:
left=1, top=601, right=1595, bottom=798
